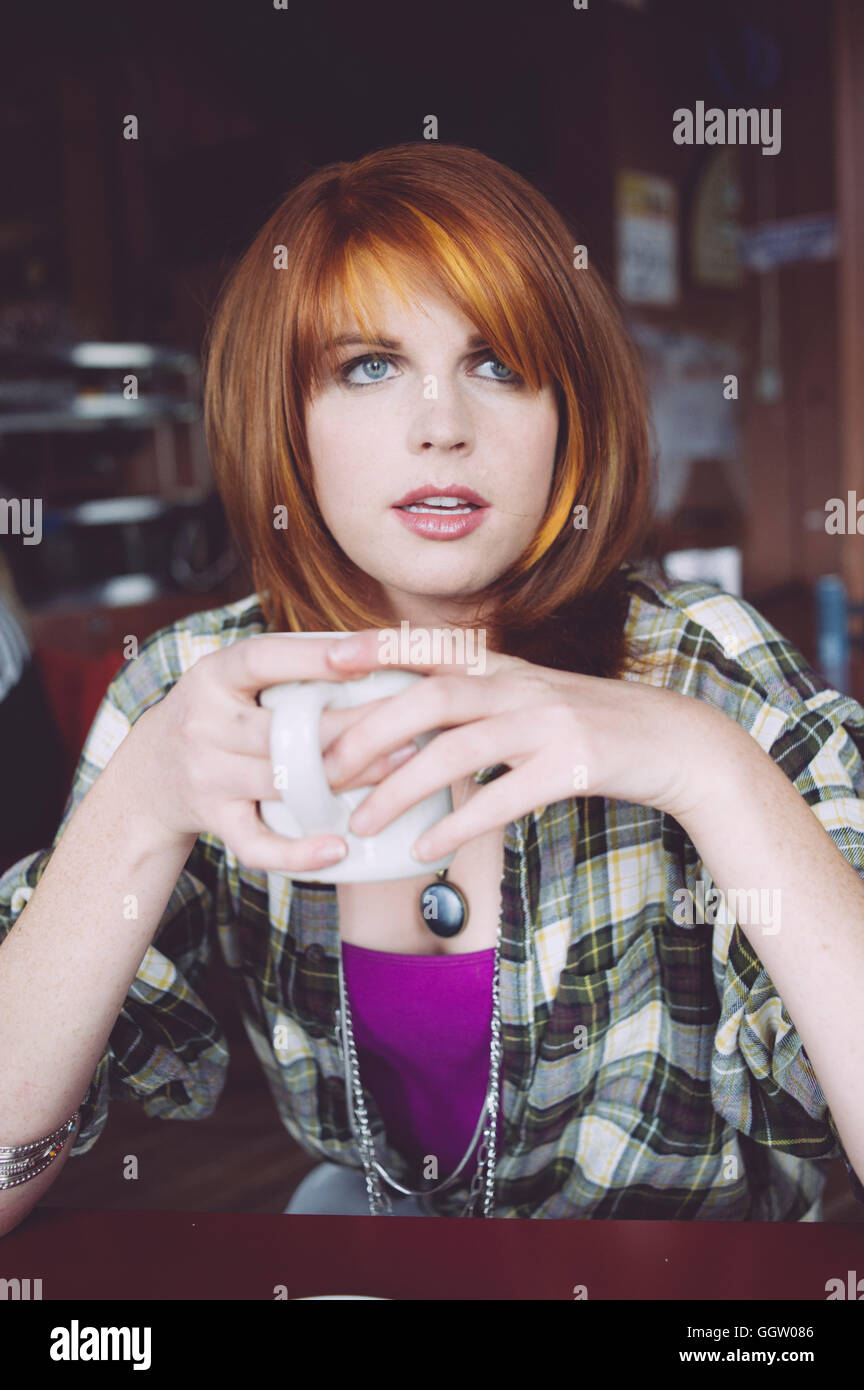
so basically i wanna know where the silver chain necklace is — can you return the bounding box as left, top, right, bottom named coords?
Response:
left=336, top=925, right=503, bottom=1217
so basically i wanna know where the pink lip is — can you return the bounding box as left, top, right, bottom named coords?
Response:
left=392, top=482, right=489, bottom=507
left=391, top=482, right=490, bottom=541
left=393, top=505, right=488, bottom=540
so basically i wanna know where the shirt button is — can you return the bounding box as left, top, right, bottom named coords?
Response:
left=306, top=943, right=325, bottom=964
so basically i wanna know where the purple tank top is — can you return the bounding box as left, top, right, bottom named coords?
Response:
left=340, top=941, right=501, bottom=1178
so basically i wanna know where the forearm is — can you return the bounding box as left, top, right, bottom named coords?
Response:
left=677, top=710, right=864, bottom=1181
left=0, top=709, right=196, bottom=1163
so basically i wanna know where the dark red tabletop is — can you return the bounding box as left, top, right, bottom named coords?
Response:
left=3, top=1207, right=863, bottom=1300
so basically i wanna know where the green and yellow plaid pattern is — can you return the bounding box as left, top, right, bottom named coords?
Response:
left=2, top=568, right=863, bottom=1219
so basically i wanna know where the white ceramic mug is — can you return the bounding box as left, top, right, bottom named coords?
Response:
left=257, top=632, right=455, bottom=881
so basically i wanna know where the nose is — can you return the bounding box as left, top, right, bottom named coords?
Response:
left=406, top=381, right=474, bottom=456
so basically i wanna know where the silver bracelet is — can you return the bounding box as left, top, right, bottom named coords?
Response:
left=0, top=1111, right=79, bottom=1190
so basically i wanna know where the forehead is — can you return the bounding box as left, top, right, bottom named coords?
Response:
left=326, top=275, right=479, bottom=342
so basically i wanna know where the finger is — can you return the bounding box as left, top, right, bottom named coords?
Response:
left=222, top=632, right=371, bottom=697
left=220, top=752, right=301, bottom=803
left=318, top=695, right=395, bottom=751
left=223, top=688, right=392, bottom=760
left=219, top=695, right=405, bottom=783
left=345, top=710, right=531, bottom=835
left=325, top=674, right=512, bottom=788
left=222, top=743, right=419, bottom=816
left=218, top=703, right=276, bottom=758
left=220, top=699, right=384, bottom=763
left=326, top=742, right=419, bottom=791
left=270, top=742, right=419, bottom=797
left=223, top=802, right=347, bottom=874
left=407, top=760, right=546, bottom=862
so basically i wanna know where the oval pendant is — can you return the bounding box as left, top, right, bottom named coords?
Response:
left=419, top=879, right=469, bottom=938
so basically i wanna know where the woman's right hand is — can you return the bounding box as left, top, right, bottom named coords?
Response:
left=125, top=634, right=417, bottom=873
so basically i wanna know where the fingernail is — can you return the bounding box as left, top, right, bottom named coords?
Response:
left=316, top=842, right=347, bottom=863
left=389, top=743, right=418, bottom=766
left=329, top=638, right=362, bottom=663
left=411, top=839, right=434, bottom=862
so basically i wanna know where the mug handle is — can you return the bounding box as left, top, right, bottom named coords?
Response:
left=269, top=680, right=354, bottom=833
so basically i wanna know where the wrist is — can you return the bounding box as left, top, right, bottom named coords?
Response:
left=107, top=709, right=198, bottom=862
left=668, top=704, right=753, bottom=833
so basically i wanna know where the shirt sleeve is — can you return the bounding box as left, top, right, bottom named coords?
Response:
left=677, top=597, right=864, bottom=1205
left=0, top=629, right=230, bottom=1156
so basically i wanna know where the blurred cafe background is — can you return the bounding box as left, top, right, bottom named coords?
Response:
left=1, top=0, right=863, bottom=1218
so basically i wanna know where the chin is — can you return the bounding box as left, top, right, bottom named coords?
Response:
left=375, top=575, right=501, bottom=610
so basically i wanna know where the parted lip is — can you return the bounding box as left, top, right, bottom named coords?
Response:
left=392, top=483, right=489, bottom=507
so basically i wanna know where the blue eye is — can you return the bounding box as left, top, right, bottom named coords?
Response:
left=476, top=355, right=516, bottom=381
left=341, top=354, right=395, bottom=386
left=337, top=350, right=522, bottom=389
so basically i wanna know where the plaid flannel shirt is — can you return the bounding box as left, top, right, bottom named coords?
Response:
left=2, top=566, right=863, bottom=1219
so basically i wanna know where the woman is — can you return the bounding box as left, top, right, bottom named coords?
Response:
left=1, top=143, right=863, bottom=1227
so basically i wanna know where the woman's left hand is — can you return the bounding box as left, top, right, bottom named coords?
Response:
left=321, top=629, right=735, bottom=861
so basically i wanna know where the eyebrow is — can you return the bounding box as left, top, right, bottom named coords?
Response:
left=323, top=331, right=491, bottom=353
